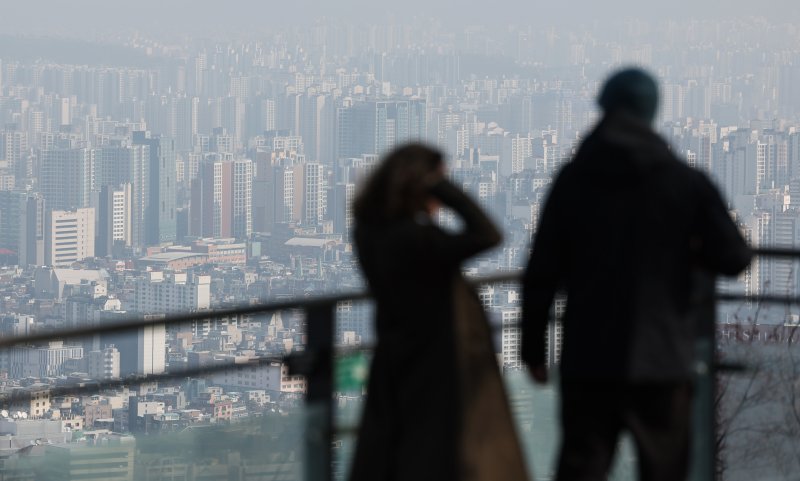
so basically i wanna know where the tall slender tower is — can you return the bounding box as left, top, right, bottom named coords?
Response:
left=133, top=132, right=176, bottom=246
left=232, top=158, right=253, bottom=239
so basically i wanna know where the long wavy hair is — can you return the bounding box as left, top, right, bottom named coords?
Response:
left=353, top=143, right=444, bottom=226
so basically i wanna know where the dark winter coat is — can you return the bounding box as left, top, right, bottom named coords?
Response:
left=522, top=112, right=752, bottom=381
left=350, top=179, right=529, bottom=481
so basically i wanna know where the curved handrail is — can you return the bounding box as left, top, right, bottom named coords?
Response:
left=0, top=272, right=522, bottom=349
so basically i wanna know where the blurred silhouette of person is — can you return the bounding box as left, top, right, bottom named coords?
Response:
left=350, top=144, right=529, bottom=481
left=522, top=68, right=752, bottom=481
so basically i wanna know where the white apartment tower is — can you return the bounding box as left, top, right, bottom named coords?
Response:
left=45, top=208, right=95, bottom=267
left=501, top=133, right=533, bottom=176
left=232, top=158, right=253, bottom=239
left=499, top=306, right=523, bottom=368
left=0, top=130, right=29, bottom=181
left=138, top=325, right=166, bottom=376
left=111, top=187, right=131, bottom=244
left=303, top=162, right=326, bottom=225
left=281, top=165, right=300, bottom=223
left=97, top=184, right=132, bottom=257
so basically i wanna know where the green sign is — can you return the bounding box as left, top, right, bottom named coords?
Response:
left=336, top=352, right=369, bottom=393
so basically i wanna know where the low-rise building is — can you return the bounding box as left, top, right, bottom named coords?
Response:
left=42, top=434, right=135, bottom=481
left=8, top=342, right=83, bottom=379
left=133, top=271, right=210, bottom=314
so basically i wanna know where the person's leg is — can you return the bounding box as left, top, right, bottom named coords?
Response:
left=556, top=381, right=622, bottom=481
left=624, top=383, right=692, bottom=481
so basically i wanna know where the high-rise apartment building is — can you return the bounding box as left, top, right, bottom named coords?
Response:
left=190, top=154, right=228, bottom=238
left=220, top=97, right=245, bottom=149
left=278, top=162, right=304, bottom=225
left=498, top=306, right=523, bottom=368
left=787, top=132, right=800, bottom=181
left=252, top=156, right=273, bottom=234
left=97, top=184, right=132, bottom=257
left=336, top=99, right=426, bottom=160
left=22, top=193, right=46, bottom=266
left=45, top=208, right=95, bottom=267
left=173, top=96, right=199, bottom=151
left=251, top=150, right=306, bottom=233
left=0, top=191, right=45, bottom=266
left=501, top=133, right=533, bottom=176
left=40, top=148, right=94, bottom=211
left=757, top=207, right=800, bottom=298
left=191, top=155, right=253, bottom=239
left=0, top=130, right=29, bottom=182
left=132, top=132, right=176, bottom=246
left=262, top=98, right=276, bottom=132
left=137, top=324, right=166, bottom=376
left=100, top=324, right=166, bottom=377
left=662, top=83, right=685, bottom=123
left=759, top=132, right=789, bottom=189
left=303, top=162, right=325, bottom=225
left=301, top=93, right=335, bottom=163
left=210, top=128, right=234, bottom=154
left=231, top=158, right=253, bottom=239
left=332, top=182, right=356, bottom=237
left=94, top=144, right=149, bottom=249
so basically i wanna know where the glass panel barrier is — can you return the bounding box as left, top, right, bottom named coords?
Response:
left=504, top=371, right=637, bottom=481
left=0, top=381, right=306, bottom=481
left=330, top=357, right=639, bottom=481
left=333, top=299, right=373, bottom=481
left=717, top=339, right=800, bottom=480
left=0, top=309, right=309, bottom=481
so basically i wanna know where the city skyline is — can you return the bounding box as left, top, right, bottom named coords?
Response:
left=0, top=12, right=798, bottom=480
left=3, top=1, right=800, bottom=37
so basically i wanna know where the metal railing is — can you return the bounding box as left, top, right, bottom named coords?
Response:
left=0, top=250, right=796, bottom=481
left=0, top=272, right=516, bottom=481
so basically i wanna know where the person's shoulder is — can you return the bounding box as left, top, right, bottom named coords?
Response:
left=654, top=155, right=700, bottom=183
left=545, top=162, right=578, bottom=197
left=657, top=158, right=721, bottom=202
left=686, top=167, right=720, bottom=195
left=655, top=148, right=709, bottom=179
left=631, top=125, right=675, bottom=161
left=644, top=136, right=691, bottom=172
left=555, top=160, right=577, bottom=177
left=553, top=157, right=581, bottom=181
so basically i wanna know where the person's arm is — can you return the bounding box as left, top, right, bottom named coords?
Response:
left=694, top=173, right=752, bottom=275
left=417, top=178, right=503, bottom=265
left=522, top=172, right=567, bottom=381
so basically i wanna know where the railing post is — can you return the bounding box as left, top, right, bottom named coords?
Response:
left=691, top=273, right=718, bottom=481
left=303, top=302, right=335, bottom=481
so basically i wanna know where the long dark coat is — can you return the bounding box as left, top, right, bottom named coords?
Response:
left=522, top=112, right=752, bottom=381
left=350, top=179, right=529, bottom=481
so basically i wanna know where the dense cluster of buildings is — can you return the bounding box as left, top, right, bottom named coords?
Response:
left=0, top=15, right=797, bottom=478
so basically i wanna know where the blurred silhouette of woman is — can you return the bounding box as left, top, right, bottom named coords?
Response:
left=349, top=144, right=529, bottom=481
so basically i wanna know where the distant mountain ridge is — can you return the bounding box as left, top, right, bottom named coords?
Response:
left=0, top=36, right=159, bottom=68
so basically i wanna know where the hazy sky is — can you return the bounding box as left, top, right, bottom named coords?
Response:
left=2, top=0, right=800, bottom=38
